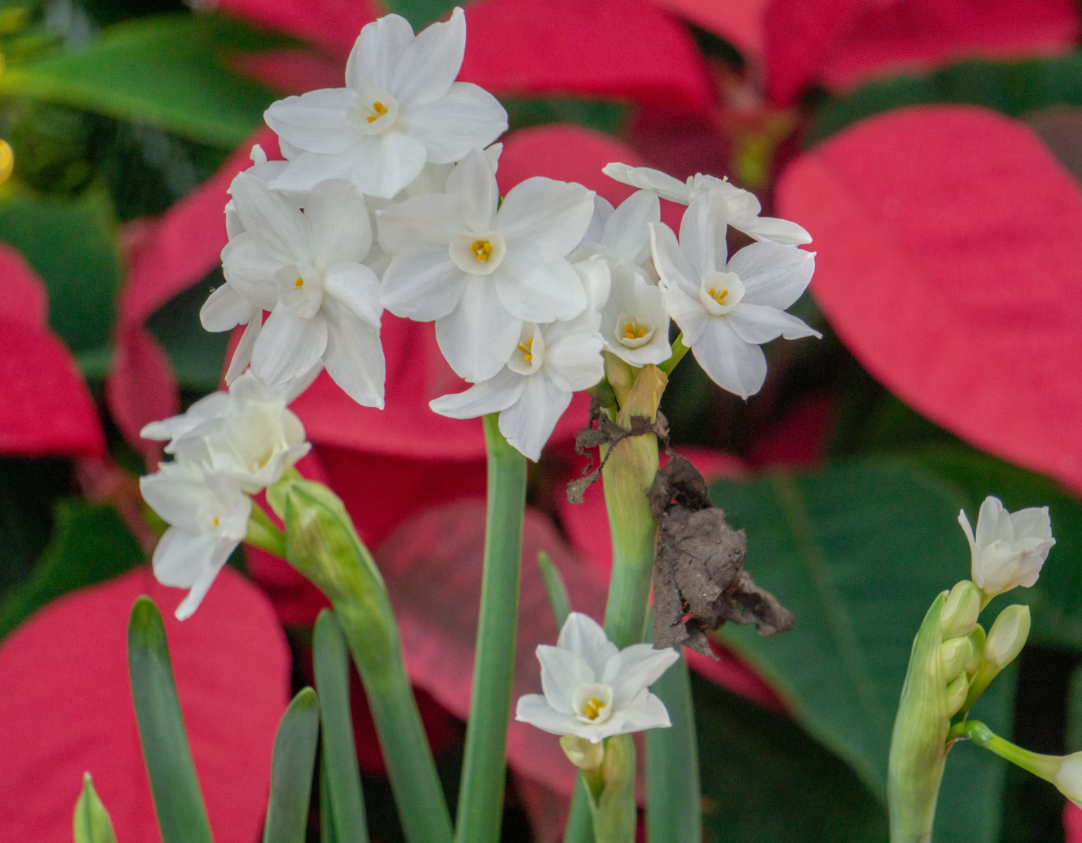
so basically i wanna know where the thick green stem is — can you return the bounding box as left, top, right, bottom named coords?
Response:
left=646, top=654, right=701, bottom=843
left=961, top=720, right=1061, bottom=781
left=454, top=414, right=528, bottom=843
left=246, top=504, right=285, bottom=558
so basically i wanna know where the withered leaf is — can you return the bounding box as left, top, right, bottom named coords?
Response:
left=649, top=454, right=794, bottom=656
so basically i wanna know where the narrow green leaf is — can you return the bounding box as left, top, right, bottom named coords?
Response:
left=646, top=654, right=701, bottom=843
left=313, top=610, right=368, bottom=843
left=538, top=551, right=571, bottom=630
left=319, top=759, right=339, bottom=843
left=503, top=97, right=628, bottom=136
left=380, top=0, right=457, bottom=28
left=127, top=596, right=214, bottom=843
left=264, top=687, right=321, bottom=843
left=73, top=773, right=118, bottom=843
left=0, top=15, right=290, bottom=147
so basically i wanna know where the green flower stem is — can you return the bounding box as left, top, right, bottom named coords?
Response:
left=282, top=481, right=452, bottom=843
left=454, top=414, right=528, bottom=843
left=959, top=720, right=1061, bottom=781
left=246, top=503, right=285, bottom=558
left=646, top=653, right=701, bottom=843
left=564, top=779, right=596, bottom=843
left=658, top=334, right=689, bottom=376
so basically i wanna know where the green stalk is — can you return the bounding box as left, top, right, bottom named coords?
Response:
left=960, top=720, right=1061, bottom=781
left=282, top=481, right=452, bottom=843
left=454, top=414, right=528, bottom=843
left=658, top=334, right=689, bottom=376
left=646, top=654, right=701, bottom=843
left=246, top=503, right=286, bottom=558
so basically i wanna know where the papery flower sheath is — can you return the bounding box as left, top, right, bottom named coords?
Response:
left=650, top=191, right=819, bottom=398
left=139, top=460, right=251, bottom=620
left=141, top=371, right=311, bottom=495
left=379, top=147, right=595, bottom=383
left=515, top=612, right=679, bottom=743
left=218, top=173, right=386, bottom=408
left=265, top=8, right=508, bottom=199
left=429, top=260, right=608, bottom=460
left=604, top=162, right=811, bottom=246
left=959, top=496, right=1055, bottom=601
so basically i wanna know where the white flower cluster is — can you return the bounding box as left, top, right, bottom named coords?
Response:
left=140, top=7, right=819, bottom=617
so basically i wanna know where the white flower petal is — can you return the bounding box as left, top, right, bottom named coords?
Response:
left=515, top=694, right=580, bottom=736
left=399, top=83, right=508, bottom=164
left=648, top=222, right=698, bottom=300
left=602, top=189, right=660, bottom=265
left=390, top=7, right=465, bottom=107
left=496, top=177, right=595, bottom=256
left=608, top=690, right=672, bottom=734
left=230, top=173, right=311, bottom=263
left=221, top=236, right=283, bottom=310
left=679, top=190, right=728, bottom=277
left=377, top=193, right=467, bottom=254
left=498, top=373, right=572, bottom=461
left=304, top=180, right=372, bottom=265
left=263, top=88, right=359, bottom=154
left=322, top=301, right=386, bottom=409
left=727, top=303, right=821, bottom=345
left=351, top=131, right=430, bottom=199
left=445, top=147, right=499, bottom=229
left=325, top=263, right=382, bottom=327
left=152, top=528, right=218, bottom=588
left=573, top=258, right=611, bottom=313
left=430, top=367, right=524, bottom=418
left=602, top=645, right=679, bottom=708
left=975, top=496, right=1010, bottom=551
left=496, top=248, right=587, bottom=322
left=558, top=613, right=619, bottom=679
left=251, top=308, right=329, bottom=387
left=173, top=538, right=239, bottom=621
left=347, top=13, right=417, bottom=91
left=537, top=645, right=596, bottom=713
left=225, top=316, right=262, bottom=385
left=140, top=464, right=219, bottom=532
left=544, top=331, right=604, bottom=394
left=200, top=283, right=255, bottom=332
left=602, top=163, right=692, bottom=204
left=436, top=280, right=522, bottom=382
left=691, top=319, right=767, bottom=399
left=958, top=509, right=978, bottom=556
left=580, top=195, right=614, bottom=250
left=1010, top=507, right=1053, bottom=542
left=741, top=215, right=812, bottom=246
left=380, top=248, right=467, bottom=321
left=728, top=242, right=815, bottom=310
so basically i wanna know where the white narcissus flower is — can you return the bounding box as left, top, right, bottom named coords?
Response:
left=379, top=147, right=595, bottom=383
left=139, top=461, right=252, bottom=620
left=575, top=190, right=671, bottom=367
left=219, top=173, right=386, bottom=408
left=515, top=612, right=679, bottom=743
left=429, top=261, right=607, bottom=460
left=141, top=371, right=311, bottom=495
left=603, top=162, right=811, bottom=246
left=650, top=191, right=819, bottom=399
left=959, top=496, right=1055, bottom=601
left=265, top=8, right=508, bottom=199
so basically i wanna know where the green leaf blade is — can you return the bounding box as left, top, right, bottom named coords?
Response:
left=263, top=687, right=321, bottom=843
left=127, top=596, right=214, bottom=843
left=73, top=773, right=118, bottom=843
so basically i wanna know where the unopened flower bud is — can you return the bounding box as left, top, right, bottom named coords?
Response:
left=940, top=637, right=973, bottom=684
left=946, top=673, right=968, bottom=717
left=73, top=773, right=117, bottom=843
left=984, top=605, right=1031, bottom=670
left=561, top=735, right=605, bottom=771
left=965, top=625, right=986, bottom=676
left=940, top=580, right=980, bottom=638
left=1056, top=754, right=1082, bottom=807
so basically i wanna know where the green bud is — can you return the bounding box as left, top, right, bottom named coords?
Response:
left=945, top=673, right=969, bottom=717
left=957, top=605, right=1031, bottom=720
left=939, top=637, right=973, bottom=684
left=561, top=735, right=605, bottom=772
left=73, top=774, right=117, bottom=843
left=940, top=580, right=981, bottom=639
left=585, top=734, right=637, bottom=843
left=965, top=625, right=986, bottom=676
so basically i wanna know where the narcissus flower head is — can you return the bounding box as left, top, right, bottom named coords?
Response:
left=959, top=496, right=1055, bottom=602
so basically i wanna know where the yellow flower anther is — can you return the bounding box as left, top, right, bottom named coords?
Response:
left=623, top=321, right=647, bottom=340
left=366, top=101, right=388, bottom=124
left=294, top=277, right=304, bottom=288
left=212, top=517, right=220, bottom=527
left=517, top=337, right=534, bottom=363
left=581, top=696, right=606, bottom=721
left=708, top=287, right=729, bottom=305
left=470, top=239, right=494, bottom=262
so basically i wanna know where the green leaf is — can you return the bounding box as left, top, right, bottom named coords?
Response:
left=694, top=675, right=887, bottom=843
left=0, top=187, right=120, bottom=354
left=127, top=596, right=214, bottom=843
left=537, top=551, right=571, bottom=631
left=380, top=0, right=456, bottom=28
left=646, top=655, right=701, bottom=843
left=0, top=499, right=144, bottom=639
left=809, top=56, right=1082, bottom=146
left=313, top=610, right=368, bottom=843
left=0, top=14, right=289, bottom=147
left=264, top=687, right=321, bottom=843
left=145, top=272, right=231, bottom=391
left=503, top=97, right=629, bottom=137
left=73, top=773, right=118, bottom=843
left=709, top=458, right=1013, bottom=843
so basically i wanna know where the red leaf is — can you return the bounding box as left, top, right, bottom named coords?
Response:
left=211, top=0, right=379, bottom=59
left=0, top=317, right=104, bottom=458
left=229, top=48, right=344, bottom=95
left=377, top=500, right=608, bottom=796
left=764, top=0, right=1080, bottom=105
left=106, top=326, right=179, bottom=469
left=461, top=0, right=714, bottom=114
left=777, top=106, right=1082, bottom=490
left=650, top=0, right=769, bottom=59
left=0, top=243, right=48, bottom=326
left=1066, top=801, right=1082, bottom=843
left=120, top=128, right=280, bottom=328
left=0, top=566, right=290, bottom=843
left=746, top=392, right=833, bottom=469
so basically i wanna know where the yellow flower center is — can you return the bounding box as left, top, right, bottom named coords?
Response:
left=471, top=240, right=494, bottom=262
left=581, top=697, right=606, bottom=721
left=623, top=321, right=648, bottom=340
left=294, top=276, right=304, bottom=288
left=517, top=337, right=533, bottom=363
left=366, top=101, right=388, bottom=124
left=212, top=517, right=220, bottom=527
left=707, top=287, right=729, bottom=305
